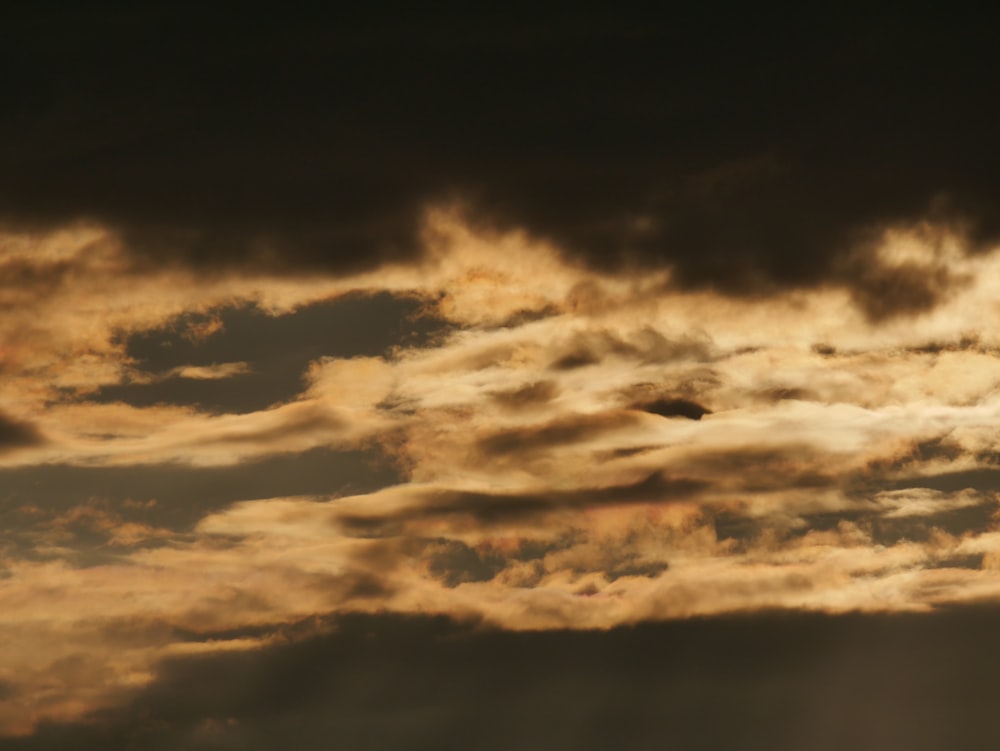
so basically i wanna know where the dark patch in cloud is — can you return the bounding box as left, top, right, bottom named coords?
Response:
left=0, top=257, right=78, bottom=310
left=510, top=537, right=569, bottom=562
left=91, top=292, right=447, bottom=413
left=596, top=445, right=659, bottom=461
left=0, top=413, right=44, bottom=452
left=489, top=380, right=560, bottom=410
left=926, top=553, right=985, bottom=571
left=637, top=398, right=711, bottom=420
left=0, top=448, right=401, bottom=539
left=550, top=329, right=710, bottom=371
left=426, top=539, right=507, bottom=587
left=2, top=8, right=998, bottom=319
left=2, top=500, right=164, bottom=569
left=712, top=509, right=766, bottom=546
left=13, top=608, right=1000, bottom=750
left=338, top=571, right=395, bottom=601
left=198, top=405, right=344, bottom=447
left=870, top=502, right=998, bottom=546
left=757, top=387, right=815, bottom=403
left=339, top=472, right=705, bottom=534
left=551, top=351, right=599, bottom=370
left=622, top=371, right=724, bottom=410
left=907, top=334, right=985, bottom=355
left=477, top=411, right=640, bottom=458
left=605, top=559, right=669, bottom=581
left=864, top=435, right=966, bottom=476
left=678, top=445, right=836, bottom=493
left=846, top=257, right=965, bottom=323
left=892, top=469, right=1000, bottom=494
left=715, top=492, right=997, bottom=552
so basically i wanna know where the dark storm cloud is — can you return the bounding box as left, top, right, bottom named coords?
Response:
left=92, top=292, right=446, bottom=413
left=3, top=8, right=997, bottom=315
left=0, top=413, right=44, bottom=451
left=12, top=608, right=1000, bottom=751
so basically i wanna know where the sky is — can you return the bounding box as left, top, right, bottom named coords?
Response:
left=2, top=5, right=1000, bottom=748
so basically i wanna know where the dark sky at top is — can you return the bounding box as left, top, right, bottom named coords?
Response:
left=3, top=6, right=998, bottom=305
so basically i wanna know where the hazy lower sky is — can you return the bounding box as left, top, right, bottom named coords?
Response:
left=3, top=6, right=1000, bottom=748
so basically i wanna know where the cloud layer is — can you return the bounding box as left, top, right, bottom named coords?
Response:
left=3, top=213, right=1000, bottom=735
left=4, top=7, right=999, bottom=314
left=3, top=7, right=1000, bottom=742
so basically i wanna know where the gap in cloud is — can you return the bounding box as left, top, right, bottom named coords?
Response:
left=89, top=292, right=452, bottom=413
left=0, top=446, right=402, bottom=542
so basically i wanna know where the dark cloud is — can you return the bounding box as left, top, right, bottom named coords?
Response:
left=4, top=8, right=994, bottom=316
left=489, top=381, right=560, bottom=410
left=863, top=435, right=966, bottom=477
left=0, top=413, right=44, bottom=452
left=549, top=329, right=709, bottom=371
left=926, top=553, right=985, bottom=571
left=677, top=445, right=836, bottom=493
left=90, top=292, right=447, bottom=412
left=477, top=411, right=639, bottom=459
left=712, top=489, right=997, bottom=552
left=339, top=472, right=705, bottom=533
left=12, top=608, right=1000, bottom=750
left=755, top=387, right=817, bottom=403
left=845, top=256, right=966, bottom=323
left=426, top=539, right=507, bottom=587
left=869, top=502, right=998, bottom=546
left=891, top=469, right=1000, bottom=495
left=636, top=398, right=711, bottom=420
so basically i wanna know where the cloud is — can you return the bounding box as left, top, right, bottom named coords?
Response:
left=489, top=380, right=560, bottom=410
left=337, top=472, right=706, bottom=532
left=3, top=8, right=998, bottom=319
left=8, top=125, right=1000, bottom=737
left=636, top=398, right=711, bottom=420
left=92, top=293, right=445, bottom=413
left=476, top=411, right=641, bottom=460
left=14, top=608, right=1000, bottom=750
left=0, top=413, right=43, bottom=452
left=548, top=328, right=711, bottom=371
